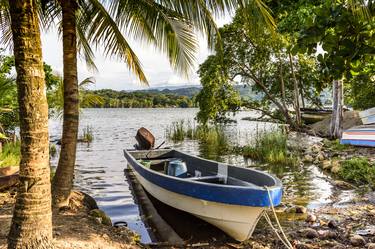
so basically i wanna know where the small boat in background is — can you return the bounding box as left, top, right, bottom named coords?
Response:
left=300, top=108, right=332, bottom=124
left=341, top=125, right=375, bottom=147
left=359, top=107, right=375, bottom=125
left=124, top=149, right=283, bottom=241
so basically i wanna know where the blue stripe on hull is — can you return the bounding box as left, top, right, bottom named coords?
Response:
left=340, top=139, right=375, bottom=147
left=127, top=154, right=282, bottom=207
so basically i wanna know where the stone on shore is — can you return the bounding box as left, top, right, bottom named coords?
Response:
left=350, top=235, right=366, bottom=246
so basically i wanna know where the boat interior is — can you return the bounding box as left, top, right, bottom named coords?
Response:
left=128, top=149, right=278, bottom=188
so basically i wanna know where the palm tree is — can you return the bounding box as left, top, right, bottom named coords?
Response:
left=48, top=0, right=244, bottom=207
left=7, top=0, right=53, bottom=248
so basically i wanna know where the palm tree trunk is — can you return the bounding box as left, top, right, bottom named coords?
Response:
left=52, top=0, right=79, bottom=207
left=8, top=1, right=53, bottom=248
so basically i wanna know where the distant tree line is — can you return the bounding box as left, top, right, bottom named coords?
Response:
left=85, top=89, right=195, bottom=108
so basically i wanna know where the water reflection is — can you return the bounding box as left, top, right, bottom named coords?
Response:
left=49, top=108, right=341, bottom=243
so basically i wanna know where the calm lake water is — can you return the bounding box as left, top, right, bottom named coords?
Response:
left=49, top=108, right=342, bottom=243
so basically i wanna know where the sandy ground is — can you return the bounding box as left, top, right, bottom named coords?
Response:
left=0, top=188, right=140, bottom=249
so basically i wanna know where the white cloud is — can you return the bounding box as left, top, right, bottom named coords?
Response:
left=40, top=16, right=232, bottom=90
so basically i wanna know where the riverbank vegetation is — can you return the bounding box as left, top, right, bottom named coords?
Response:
left=0, top=142, right=20, bottom=168
left=338, top=157, right=375, bottom=189
left=242, top=130, right=299, bottom=166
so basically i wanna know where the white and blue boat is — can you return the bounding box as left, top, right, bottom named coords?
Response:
left=123, top=149, right=283, bottom=241
left=341, top=125, right=375, bottom=147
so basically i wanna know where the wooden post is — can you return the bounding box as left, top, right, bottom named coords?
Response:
left=330, top=79, right=344, bottom=139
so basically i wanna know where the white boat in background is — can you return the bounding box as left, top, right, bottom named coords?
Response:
left=124, top=149, right=283, bottom=241
left=341, top=125, right=375, bottom=147
left=359, top=107, right=375, bottom=125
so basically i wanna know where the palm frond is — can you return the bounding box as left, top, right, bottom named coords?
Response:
left=81, top=0, right=148, bottom=84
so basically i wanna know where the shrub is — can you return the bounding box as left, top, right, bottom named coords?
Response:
left=338, top=157, right=375, bottom=188
left=242, top=129, right=298, bottom=166
left=0, top=141, right=20, bottom=167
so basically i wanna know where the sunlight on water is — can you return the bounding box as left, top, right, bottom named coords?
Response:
left=49, top=108, right=340, bottom=242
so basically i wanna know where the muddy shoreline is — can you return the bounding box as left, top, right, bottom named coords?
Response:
left=0, top=189, right=140, bottom=249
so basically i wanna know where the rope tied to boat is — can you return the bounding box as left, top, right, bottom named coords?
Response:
left=264, top=186, right=293, bottom=249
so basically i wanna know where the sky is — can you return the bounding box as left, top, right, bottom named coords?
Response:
left=41, top=17, right=232, bottom=91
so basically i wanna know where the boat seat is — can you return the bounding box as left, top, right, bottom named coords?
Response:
left=226, top=177, right=258, bottom=187
left=189, top=175, right=226, bottom=184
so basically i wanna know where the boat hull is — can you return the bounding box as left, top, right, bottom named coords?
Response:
left=341, top=125, right=375, bottom=147
left=130, top=165, right=264, bottom=241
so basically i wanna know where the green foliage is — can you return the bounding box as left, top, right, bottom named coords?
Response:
left=80, top=125, right=94, bottom=143
left=195, top=55, right=241, bottom=124
left=294, top=0, right=374, bottom=81
left=50, top=143, right=57, bottom=158
left=165, top=119, right=229, bottom=150
left=47, top=77, right=104, bottom=117
left=324, top=139, right=350, bottom=151
left=0, top=141, right=20, bottom=167
left=242, top=129, right=298, bottom=165
left=88, top=89, right=194, bottom=108
left=338, top=157, right=375, bottom=188
left=196, top=7, right=322, bottom=125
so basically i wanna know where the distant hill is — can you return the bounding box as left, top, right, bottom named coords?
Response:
left=133, top=84, right=262, bottom=100
left=135, top=86, right=202, bottom=98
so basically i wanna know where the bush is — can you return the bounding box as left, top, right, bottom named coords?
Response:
left=242, top=129, right=298, bottom=166
left=0, top=141, right=20, bottom=167
left=338, top=157, right=375, bottom=188
left=80, top=125, right=94, bottom=143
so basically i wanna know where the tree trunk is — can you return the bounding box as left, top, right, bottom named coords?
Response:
left=52, top=0, right=79, bottom=207
left=279, top=62, right=287, bottom=111
left=8, top=1, right=53, bottom=248
left=330, top=79, right=344, bottom=139
left=288, top=53, right=302, bottom=127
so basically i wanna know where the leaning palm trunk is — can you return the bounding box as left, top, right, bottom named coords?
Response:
left=8, top=0, right=53, bottom=248
left=52, top=0, right=80, bottom=207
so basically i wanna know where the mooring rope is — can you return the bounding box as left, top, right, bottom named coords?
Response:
left=264, top=186, right=293, bottom=249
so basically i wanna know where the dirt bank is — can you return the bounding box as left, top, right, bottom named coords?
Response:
left=0, top=189, right=140, bottom=249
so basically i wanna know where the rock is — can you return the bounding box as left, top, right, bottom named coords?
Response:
left=300, top=228, right=319, bottom=239
left=332, top=244, right=345, bottom=249
left=335, top=180, right=353, bottom=190
left=295, top=205, right=308, bottom=214
left=318, top=230, right=337, bottom=239
left=0, top=166, right=19, bottom=176
left=328, top=220, right=338, bottom=229
left=322, top=160, right=332, bottom=170
left=331, top=161, right=341, bottom=174
left=317, top=152, right=325, bottom=161
left=306, top=214, right=317, bottom=223
left=303, top=154, right=314, bottom=163
left=135, top=127, right=155, bottom=150
left=350, top=235, right=366, bottom=246
left=367, top=243, right=375, bottom=249
left=311, top=144, right=322, bottom=153
left=89, top=209, right=112, bottom=226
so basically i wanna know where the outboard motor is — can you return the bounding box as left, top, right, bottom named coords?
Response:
left=166, top=160, right=188, bottom=178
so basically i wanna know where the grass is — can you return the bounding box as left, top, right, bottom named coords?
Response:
left=0, top=141, right=20, bottom=167
left=338, top=157, right=375, bottom=188
left=50, top=143, right=57, bottom=157
left=165, top=120, right=229, bottom=145
left=242, top=129, right=298, bottom=166
left=80, top=125, right=94, bottom=143
left=324, top=139, right=350, bottom=151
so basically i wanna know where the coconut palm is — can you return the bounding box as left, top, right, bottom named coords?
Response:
left=6, top=0, right=53, bottom=248
left=45, top=0, right=275, bottom=207
left=2, top=0, right=276, bottom=207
